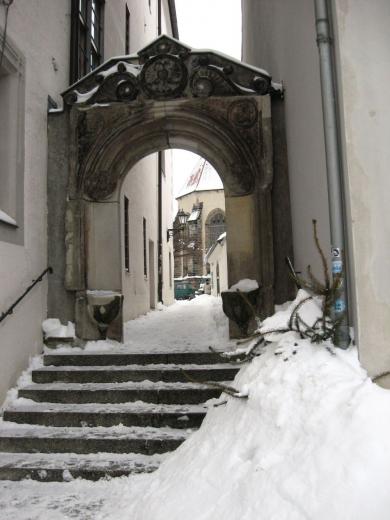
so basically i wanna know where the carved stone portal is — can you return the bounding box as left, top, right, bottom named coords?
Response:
left=47, top=35, right=293, bottom=342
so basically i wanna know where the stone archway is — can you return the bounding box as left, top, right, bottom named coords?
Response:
left=47, top=35, right=292, bottom=341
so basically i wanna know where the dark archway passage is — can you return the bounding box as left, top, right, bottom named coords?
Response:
left=47, top=35, right=293, bottom=341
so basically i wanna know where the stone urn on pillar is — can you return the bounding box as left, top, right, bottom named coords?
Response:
left=221, top=280, right=260, bottom=338
left=86, top=290, right=123, bottom=340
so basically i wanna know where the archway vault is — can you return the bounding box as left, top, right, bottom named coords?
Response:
left=48, top=35, right=293, bottom=341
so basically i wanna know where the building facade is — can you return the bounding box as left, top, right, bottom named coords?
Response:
left=242, top=0, right=390, bottom=382
left=205, top=232, right=228, bottom=297
left=0, top=0, right=177, bottom=402
left=173, top=159, right=226, bottom=279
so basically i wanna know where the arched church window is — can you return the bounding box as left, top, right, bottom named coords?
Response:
left=205, top=209, right=225, bottom=249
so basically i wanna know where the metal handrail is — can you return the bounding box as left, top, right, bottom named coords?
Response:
left=0, top=267, right=53, bottom=324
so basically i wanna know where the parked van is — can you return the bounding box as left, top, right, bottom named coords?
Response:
left=174, top=281, right=195, bottom=300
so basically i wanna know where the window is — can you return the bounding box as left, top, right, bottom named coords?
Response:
left=169, top=252, right=172, bottom=287
left=0, top=30, right=25, bottom=245
left=206, top=210, right=225, bottom=249
left=124, top=196, right=129, bottom=271
left=159, top=150, right=165, bottom=177
left=189, top=222, right=197, bottom=238
left=70, top=0, right=104, bottom=83
left=125, top=5, right=130, bottom=54
left=143, top=217, right=147, bottom=277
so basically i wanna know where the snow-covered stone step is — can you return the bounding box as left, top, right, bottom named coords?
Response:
left=43, top=351, right=230, bottom=367
left=32, top=364, right=240, bottom=384
left=19, top=381, right=223, bottom=404
left=0, top=451, right=167, bottom=481
left=4, top=401, right=207, bottom=428
left=0, top=423, right=190, bottom=454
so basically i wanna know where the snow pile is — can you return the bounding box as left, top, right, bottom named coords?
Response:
left=117, top=293, right=390, bottom=520
left=48, top=295, right=234, bottom=354
left=123, top=294, right=234, bottom=353
left=42, top=319, right=75, bottom=339
left=228, top=278, right=259, bottom=292
left=3, top=294, right=390, bottom=519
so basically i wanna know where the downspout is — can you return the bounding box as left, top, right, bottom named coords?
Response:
left=157, top=0, right=161, bottom=37
left=157, top=152, right=163, bottom=303
left=314, top=0, right=350, bottom=348
left=157, top=0, right=163, bottom=303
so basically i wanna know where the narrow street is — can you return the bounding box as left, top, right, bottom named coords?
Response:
left=124, top=295, right=234, bottom=353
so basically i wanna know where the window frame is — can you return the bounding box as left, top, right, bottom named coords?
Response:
left=205, top=209, right=226, bottom=250
left=124, top=195, right=130, bottom=272
left=70, top=0, right=105, bottom=84
left=0, top=30, right=25, bottom=245
left=125, top=4, right=130, bottom=55
left=143, top=217, right=147, bottom=277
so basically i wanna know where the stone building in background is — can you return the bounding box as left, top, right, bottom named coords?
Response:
left=173, top=159, right=226, bottom=280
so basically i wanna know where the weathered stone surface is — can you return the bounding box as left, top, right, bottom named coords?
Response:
left=271, top=98, right=295, bottom=304
left=65, top=200, right=85, bottom=291
left=62, top=35, right=274, bottom=106
left=47, top=112, right=75, bottom=322
left=46, top=36, right=293, bottom=341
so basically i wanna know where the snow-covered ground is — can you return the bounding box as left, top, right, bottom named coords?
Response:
left=2, top=293, right=390, bottom=519
left=51, top=295, right=234, bottom=354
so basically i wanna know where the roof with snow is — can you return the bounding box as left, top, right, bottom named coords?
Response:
left=205, top=231, right=227, bottom=261
left=176, top=159, right=224, bottom=199
left=187, top=206, right=202, bottom=222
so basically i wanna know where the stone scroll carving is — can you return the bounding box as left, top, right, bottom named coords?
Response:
left=62, top=35, right=279, bottom=106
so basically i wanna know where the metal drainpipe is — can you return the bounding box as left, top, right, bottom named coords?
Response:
left=157, top=0, right=163, bottom=303
left=314, top=0, right=350, bottom=348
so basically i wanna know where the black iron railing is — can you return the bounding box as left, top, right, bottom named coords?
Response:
left=0, top=267, right=53, bottom=324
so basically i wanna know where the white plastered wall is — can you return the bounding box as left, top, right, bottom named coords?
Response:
left=207, top=240, right=228, bottom=297
left=241, top=0, right=331, bottom=280
left=0, top=0, right=175, bottom=403
left=0, top=0, right=70, bottom=402
left=120, top=151, right=174, bottom=320
left=332, top=0, right=390, bottom=379
left=162, top=150, right=175, bottom=306
left=120, top=156, right=158, bottom=320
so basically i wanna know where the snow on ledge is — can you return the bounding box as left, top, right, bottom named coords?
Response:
left=86, top=290, right=122, bottom=297
left=42, top=319, right=75, bottom=339
left=0, top=209, right=17, bottom=227
left=227, top=278, right=259, bottom=292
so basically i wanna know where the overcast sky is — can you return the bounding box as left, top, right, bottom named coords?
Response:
left=172, top=0, right=242, bottom=200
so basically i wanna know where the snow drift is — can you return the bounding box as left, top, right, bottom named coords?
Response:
left=117, top=292, right=390, bottom=520
left=3, top=293, right=390, bottom=520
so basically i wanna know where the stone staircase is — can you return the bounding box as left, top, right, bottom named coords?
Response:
left=0, top=351, right=239, bottom=481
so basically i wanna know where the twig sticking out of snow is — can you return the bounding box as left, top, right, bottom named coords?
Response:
left=209, top=339, right=264, bottom=364
left=286, top=220, right=347, bottom=345
left=181, top=370, right=249, bottom=399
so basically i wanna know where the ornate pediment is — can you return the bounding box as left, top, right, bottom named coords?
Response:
left=62, top=35, right=280, bottom=106
left=137, top=35, right=191, bottom=61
